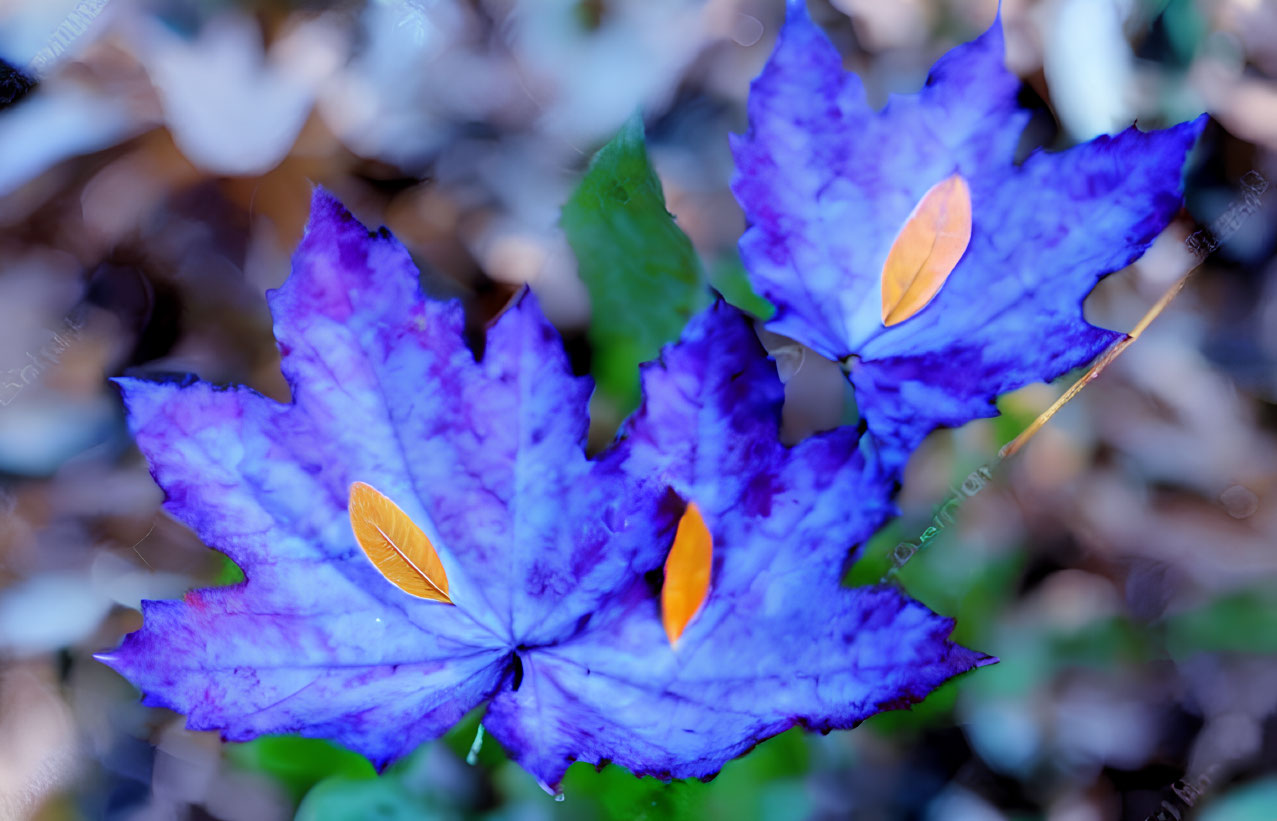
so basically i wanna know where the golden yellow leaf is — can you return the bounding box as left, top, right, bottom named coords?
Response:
left=348, top=481, right=452, bottom=604
left=880, top=174, right=972, bottom=327
left=661, top=501, right=712, bottom=645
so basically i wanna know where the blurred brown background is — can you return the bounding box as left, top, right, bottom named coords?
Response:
left=0, top=0, right=1275, bottom=819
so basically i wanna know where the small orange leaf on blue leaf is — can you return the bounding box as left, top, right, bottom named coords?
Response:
left=661, top=501, right=712, bottom=645
left=880, top=174, right=972, bottom=327
left=733, top=0, right=1205, bottom=469
left=349, top=481, right=452, bottom=604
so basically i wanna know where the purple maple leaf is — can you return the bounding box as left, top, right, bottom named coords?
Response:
left=97, top=191, right=989, bottom=791
left=731, top=1, right=1206, bottom=466
left=486, top=300, right=993, bottom=783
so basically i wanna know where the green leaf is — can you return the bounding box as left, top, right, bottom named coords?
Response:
left=210, top=551, right=245, bottom=587
left=562, top=113, right=706, bottom=413
left=552, top=728, right=810, bottom=821
left=226, top=736, right=375, bottom=804
left=709, top=255, right=774, bottom=320
left=561, top=764, right=704, bottom=821
left=440, top=707, right=507, bottom=770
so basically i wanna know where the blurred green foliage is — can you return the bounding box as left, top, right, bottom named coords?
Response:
left=1164, top=589, right=1277, bottom=657
left=269, top=718, right=823, bottom=820
left=228, top=736, right=375, bottom=804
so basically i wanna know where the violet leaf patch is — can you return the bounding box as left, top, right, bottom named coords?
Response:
left=483, top=301, right=993, bottom=785
left=97, top=189, right=669, bottom=773
left=98, top=191, right=989, bottom=793
left=731, top=1, right=1206, bottom=467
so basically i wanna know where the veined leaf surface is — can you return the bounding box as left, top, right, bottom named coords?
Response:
left=880, top=174, right=972, bottom=327
left=349, top=481, right=452, bottom=603
left=100, top=191, right=992, bottom=791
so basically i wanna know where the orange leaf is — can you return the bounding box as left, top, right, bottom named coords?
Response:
left=880, top=173, right=972, bottom=327
left=348, top=481, right=452, bottom=604
left=661, top=501, right=712, bottom=645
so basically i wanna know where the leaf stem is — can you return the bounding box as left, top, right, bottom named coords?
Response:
left=465, top=723, right=485, bottom=766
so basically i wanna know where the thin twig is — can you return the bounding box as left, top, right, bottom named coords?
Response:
left=128, top=522, right=157, bottom=570
left=882, top=174, right=1268, bottom=582
left=998, top=266, right=1198, bottom=461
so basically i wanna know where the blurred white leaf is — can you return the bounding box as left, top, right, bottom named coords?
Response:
left=1041, top=0, right=1135, bottom=140
left=318, top=0, right=469, bottom=167
left=507, top=0, right=711, bottom=142
left=0, top=394, right=116, bottom=476
left=0, top=85, right=140, bottom=197
left=0, top=572, right=110, bottom=655
left=137, top=14, right=316, bottom=175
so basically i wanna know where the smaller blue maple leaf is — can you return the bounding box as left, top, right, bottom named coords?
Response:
left=731, top=0, right=1206, bottom=468
left=96, top=191, right=989, bottom=792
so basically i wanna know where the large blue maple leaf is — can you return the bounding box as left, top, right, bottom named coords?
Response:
left=731, top=1, right=1206, bottom=467
left=97, top=191, right=988, bottom=791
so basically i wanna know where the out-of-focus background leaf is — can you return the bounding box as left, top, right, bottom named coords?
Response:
left=227, top=738, right=376, bottom=806
left=562, top=114, right=705, bottom=425
left=0, top=0, right=1275, bottom=819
